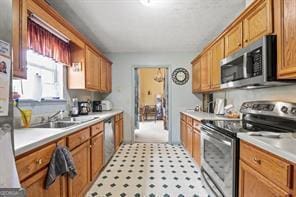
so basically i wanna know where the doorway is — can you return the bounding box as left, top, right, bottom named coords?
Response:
left=133, top=67, right=169, bottom=143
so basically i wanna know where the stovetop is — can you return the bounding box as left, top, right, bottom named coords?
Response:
left=201, top=117, right=296, bottom=138
left=202, top=101, right=296, bottom=138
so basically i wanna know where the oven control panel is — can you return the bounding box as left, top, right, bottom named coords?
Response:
left=241, top=101, right=296, bottom=118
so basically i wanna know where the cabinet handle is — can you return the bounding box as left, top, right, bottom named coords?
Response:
left=238, top=43, right=242, bottom=47
left=80, top=136, right=85, bottom=141
left=253, top=157, right=261, bottom=164
left=35, top=159, right=43, bottom=165
left=90, top=145, right=92, bottom=148
left=244, top=39, right=248, bottom=43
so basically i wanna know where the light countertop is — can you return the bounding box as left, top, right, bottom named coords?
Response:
left=238, top=133, right=296, bottom=163
left=182, top=111, right=240, bottom=121
left=14, top=110, right=123, bottom=156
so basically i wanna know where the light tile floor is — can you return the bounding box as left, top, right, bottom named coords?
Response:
left=86, top=143, right=209, bottom=197
left=135, top=121, right=168, bottom=143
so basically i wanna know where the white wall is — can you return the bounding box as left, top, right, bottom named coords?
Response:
left=245, top=0, right=254, bottom=7
left=214, top=85, right=296, bottom=111
left=105, top=52, right=202, bottom=144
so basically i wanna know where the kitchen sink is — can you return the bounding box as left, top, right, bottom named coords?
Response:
left=30, top=121, right=78, bottom=129
left=61, top=116, right=99, bottom=123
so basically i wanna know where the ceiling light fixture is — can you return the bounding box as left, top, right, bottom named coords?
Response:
left=154, top=68, right=165, bottom=83
left=139, top=0, right=153, bottom=7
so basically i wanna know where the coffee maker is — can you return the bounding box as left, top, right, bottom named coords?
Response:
left=78, top=101, right=91, bottom=115
left=93, top=101, right=102, bottom=112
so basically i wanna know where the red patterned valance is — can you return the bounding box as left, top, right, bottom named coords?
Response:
left=27, top=18, right=70, bottom=65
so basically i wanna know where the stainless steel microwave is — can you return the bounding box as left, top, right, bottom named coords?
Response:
left=220, top=35, right=290, bottom=89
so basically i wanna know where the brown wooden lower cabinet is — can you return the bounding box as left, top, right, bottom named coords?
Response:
left=192, top=129, right=201, bottom=166
left=239, top=160, right=289, bottom=197
left=21, top=168, right=66, bottom=197
left=16, top=115, right=122, bottom=197
left=180, top=119, right=187, bottom=148
left=115, top=113, right=124, bottom=150
left=239, top=141, right=294, bottom=197
left=180, top=113, right=201, bottom=165
left=68, top=140, right=91, bottom=197
left=186, top=124, right=193, bottom=155
left=90, top=132, right=104, bottom=181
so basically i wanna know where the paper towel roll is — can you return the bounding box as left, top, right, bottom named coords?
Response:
left=32, top=73, right=42, bottom=101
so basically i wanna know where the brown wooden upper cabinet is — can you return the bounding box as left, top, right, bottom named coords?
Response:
left=243, top=0, right=273, bottom=46
left=100, top=58, right=108, bottom=92
left=200, top=50, right=212, bottom=92
left=211, top=38, right=224, bottom=90
left=12, top=0, right=28, bottom=79
left=192, top=58, right=201, bottom=92
left=191, top=0, right=282, bottom=93
left=85, top=46, right=101, bottom=90
left=274, top=0, right=296, bottom=79
left=224, top=22, right=243, bottom=57
left=68, top=45, right=112, bottom=93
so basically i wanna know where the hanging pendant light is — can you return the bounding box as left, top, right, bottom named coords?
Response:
left=154, top=68, right=165, bottom=83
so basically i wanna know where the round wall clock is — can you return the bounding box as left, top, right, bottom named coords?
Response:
left=172, top=68, right=189, bottom=85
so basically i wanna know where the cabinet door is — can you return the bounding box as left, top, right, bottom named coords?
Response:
left=192, top=59, right=201, bottom=92
left=115, top=120, right=120, bottom=150
left=225, top=22, right=243, bottom=56
left=119, top=118, right=124, bottom=144
left=186, top=125, right=193, bottom=155
left=243, top=0, right=273, bottom=46
left=91, top=132, right=104, bottom=180
left=95, top=55, right=101, bottom=90
left=69, top=141, right=90, bottom=197
left=200, top=52, right=211, bottom=92
left=192, top=129, right=201, bottom=166
left=106, top=62, right=112, bottom=92
left=22, top=168, right=66, bottom=197
left=275, top=0, right=296, bottom=79
left=85, top=47, right=96, bottom=89
left=100, top=58, right=108, bottom=92
left=180, top=120, right=187, bottom=147
left=239, top=160, right=289, bottom=197
left=211, top=39, right=224, bottom=90
left=12, top=0, right=27, bottom=79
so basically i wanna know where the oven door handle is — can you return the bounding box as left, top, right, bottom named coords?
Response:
left=201, top=127, right=232, bottom=147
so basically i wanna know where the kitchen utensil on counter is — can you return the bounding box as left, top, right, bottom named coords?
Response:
left=21, top=109, right=32, bottom=128
left=101, top=100, right=112, bottom=111
left=78, top=101, right=91, bottom=115
left=214, top=98, right=225, bottom=115
left=93, top=101, right=102, bottom=112
left=71, top=98, right=79, bottom=117
left=194, top=105, right=202, bottom=112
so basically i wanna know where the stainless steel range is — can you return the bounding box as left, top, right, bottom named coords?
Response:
left=200, top=101, right=296, bottom=197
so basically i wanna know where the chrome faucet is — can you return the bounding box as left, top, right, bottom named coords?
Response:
left=48, top=110, right=64, bottom=122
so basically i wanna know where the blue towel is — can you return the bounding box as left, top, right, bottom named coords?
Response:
left=45, top=145, right=77, bottom=189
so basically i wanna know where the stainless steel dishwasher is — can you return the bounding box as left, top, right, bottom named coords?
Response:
left=104, top=117, right=115, bottom=165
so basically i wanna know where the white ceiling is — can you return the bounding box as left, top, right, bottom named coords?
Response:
left=46, top=0, right=246, bottom=53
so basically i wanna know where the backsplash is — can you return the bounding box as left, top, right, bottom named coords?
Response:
left=214, top=84, right=296, bottom=110
left=14, top=89, right=106, bottom=128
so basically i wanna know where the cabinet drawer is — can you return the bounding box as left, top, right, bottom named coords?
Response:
left=91, top=122, right=104, bottom=136
left=186, top=116, right=193, bottom=126
left=67, top=128, right=90, bottom=150
left=240, top=141, right=293, bottom=189
left=16, top=143, right=56, bottom=181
